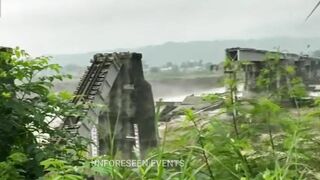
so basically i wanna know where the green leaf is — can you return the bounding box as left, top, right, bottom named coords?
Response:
left=1, top=92, right=12, bottom=98
left=8, top=152, right=28, bottom=164
left=59, top=91, right=73, bottom=100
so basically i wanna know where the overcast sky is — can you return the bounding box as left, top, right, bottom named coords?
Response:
left=0, top=0, right=319, bottom=55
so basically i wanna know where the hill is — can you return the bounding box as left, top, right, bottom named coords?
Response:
left=51, top=37, right=320, bottom=67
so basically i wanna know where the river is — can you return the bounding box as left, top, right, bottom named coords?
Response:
left=154, top=87, right=226, bottom=102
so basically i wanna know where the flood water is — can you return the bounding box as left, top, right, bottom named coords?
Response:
left=154, top=87, right=226, bottom=102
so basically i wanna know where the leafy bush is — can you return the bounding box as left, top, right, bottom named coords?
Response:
left=2, top=48, right=320, bottom=179
left=0, top=48, right=89, bottom=179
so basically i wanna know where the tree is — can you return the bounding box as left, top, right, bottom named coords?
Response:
left=150, top=66, right=160, bottom=73
left=313, top=49, right=320, bottom=57
left=0, top=47, right=89, bottom=179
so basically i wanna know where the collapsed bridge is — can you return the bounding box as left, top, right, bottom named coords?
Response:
left=65, top=52, right=158, bottom=158
left=226, top=47, right=320, bottom=93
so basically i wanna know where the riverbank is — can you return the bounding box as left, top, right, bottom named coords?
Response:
left=151, top=76, right=224, bottom=100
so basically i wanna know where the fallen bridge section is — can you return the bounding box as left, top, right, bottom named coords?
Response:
left=226, top=47, right=320, bottom=93
left=66, top=52, right=158, bottom=158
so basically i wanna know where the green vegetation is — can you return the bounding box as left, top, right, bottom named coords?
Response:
left=0, top=48, right=90, bottom=179
left=145, top=60, right=220, bottom=80
left=1, top=48, right=320, bottom=179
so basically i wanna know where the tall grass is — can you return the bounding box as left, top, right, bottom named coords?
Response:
left=43, top=53, right=320, bottom=179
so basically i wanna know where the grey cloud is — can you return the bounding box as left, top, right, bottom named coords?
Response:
left=0, top=0, right=319, bottom=55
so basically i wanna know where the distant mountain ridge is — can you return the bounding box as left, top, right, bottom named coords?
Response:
left=51, top=37, right=320, bottom=67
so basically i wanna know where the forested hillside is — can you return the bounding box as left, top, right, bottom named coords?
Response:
left=52, top=37, right=320, bottom=67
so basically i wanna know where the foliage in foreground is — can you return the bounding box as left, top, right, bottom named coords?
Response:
left=80, top=52, right=320, bottom=179
left=0, top=48, right=89, bottom=179
left=1, top=48, right=320, bottom=180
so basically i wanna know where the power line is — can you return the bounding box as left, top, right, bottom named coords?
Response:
left=305, top=1, right=320, bottom=22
